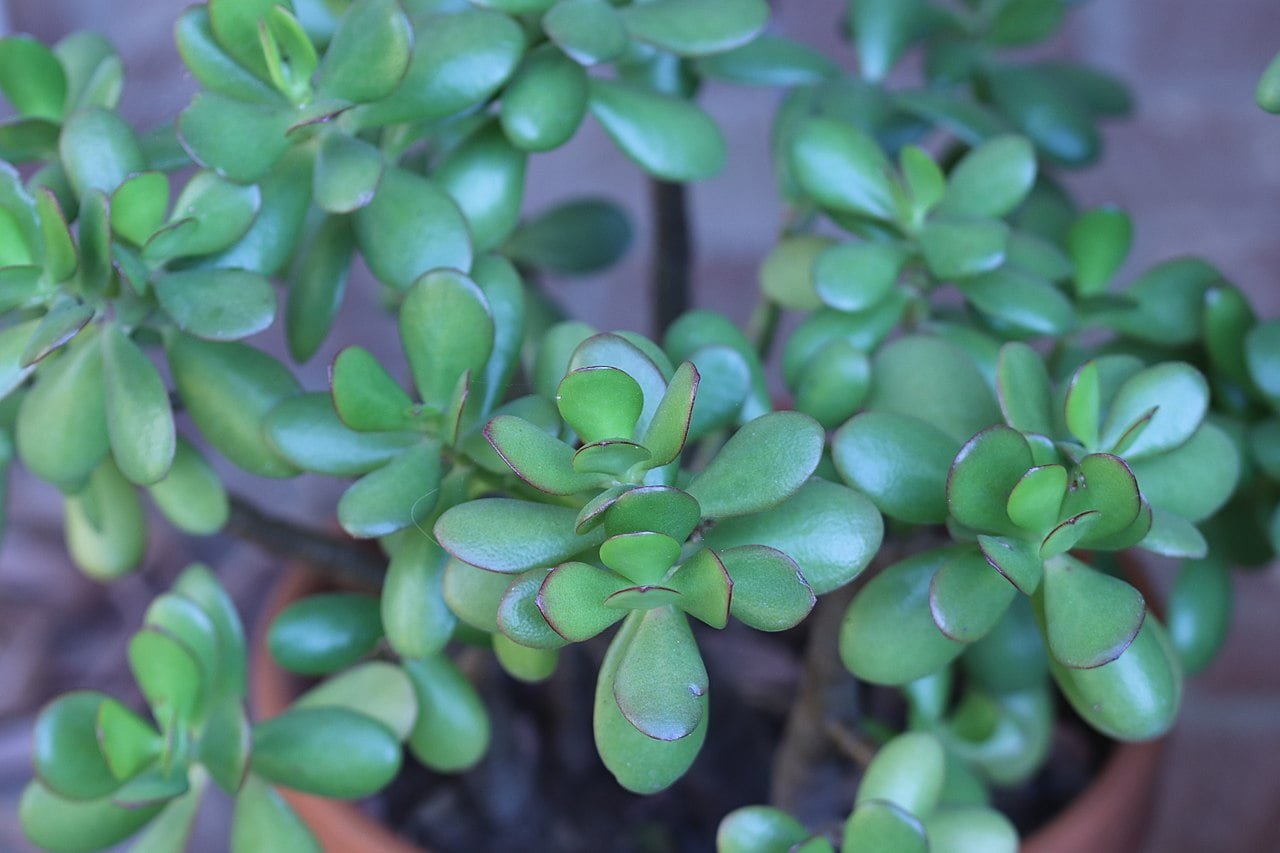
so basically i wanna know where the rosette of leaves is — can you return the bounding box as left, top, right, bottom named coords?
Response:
left=434, top=330, right=884, bottom=792
left=717, top=732, right=1017, bottom=853
left=834, top=335, right=1238, bottom=739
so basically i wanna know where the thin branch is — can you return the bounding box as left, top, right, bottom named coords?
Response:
left=824, top=719, right=877, bottom=768
left=649, top=178, right=692, bottom=336
left=225, top=494, right=386, bottom=589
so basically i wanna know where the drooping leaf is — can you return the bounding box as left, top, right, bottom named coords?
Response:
left=403, top=656, right=490, bottom=772
left=1041, top=555, right=1145, bottom=669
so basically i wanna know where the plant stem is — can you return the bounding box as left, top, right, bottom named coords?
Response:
left=649, top=178, right=692, bottom=337
left=747, top=299, right=781, bottom=360
left=225, top=494, right=386, bottom=589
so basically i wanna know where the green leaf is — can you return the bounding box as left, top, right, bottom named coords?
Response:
left=867, top=334, right=1001, bottom=443
left=295, top=662, right=418, bottom=741
left=603, top=485, right=702, bottom=541
left=718, top=545, right=814, bottom=631
left=1247, top=319, right=1280, bottom=406
left=1258, top=51, right=1280, bottom=113
left=1058, top=453, right=1142, bottom=545
left=0, top=36, right=66, bottom=119
left=833, top=411, right=958, bottom=524
left=404, top=656, right=490, bottom=772
left=207, top=0, right=280, bottom=80
left=145, top=170, right=261, bottom=261
left=252, top=707, right=401, bottom=799
left=314, top=0, right=411, bottom=102
left=504, top=198, right=631, bottom=275
left=147, top=440, right=229, bottom=535
left=1203, top=282, right=1256, bottom=389
left=961, top=267, right=1074, bottom=336
left=268, top=592, right=382, bottom=676
left=1050, top=614, right=1181, bottom=740
left=265, top=393, right=417, bottom=477
left=613, top=606, right=707, bottom=740
left=1105, top=257, right=1218, bottom=346
left=338, top=441, right=441, bottom=538
left=924, top=808, right=1018, bottom=853
left=1041, top=555, right=1145, bottom=668
left=0, top=318, right=38, bottom=398
left=666, top=548, right=733, bottom=628
left=59, top=107, right=145, bottom=195
left=0, top=116, right=60, bottom=161
left=1006, top=464, right=1067, bottom=532
left=35, top=188, right=76, bottom=283
left=929, top=550, right=1017, bottom=643
left=435, top=499, right=606, bottom=573
left=312, top=132, right=384, bottom=214
left=1167, top=556, right=1231, bottom=675
left=380, top=531, right=455, bottom=658
left=32, top=691, right=119, bottom=800
left=173, top=563, right=246, bottom=698
left=496, top=567, right=566, bottom=649
left=20, top=782, right=160, bottom=853
left=168, top=336, right=300, bottom=478
left=947, top=426, right=1033, bottom=535
left=130, top=781, right=205, bottom=853
left=1127, top=423, right=1239, bottom=522
left=537, top=561, right=628, bottom=641
left=258, top=6, right=318, bottom=102
left=66, top=461, right=148, bottom=579
left=588, top=79, right=726, bottom=181
left=355, top=166, right=472, bottom=290
left=995, top=342, right=1053, bottom=435
left=789, top=117, right=897, bottom=220
left=900, top=145, right=945, bottom=221
left=696, top=35, right=840, bottom=87
left=717, top=806, right=813, bottom=853
left=328, top=348, right=413, bottom=433
left=175, top=7, right=281, bottom=104
left=1068, top=206, right=1131, bottom=296
left=96, top=698, right=161, bottom=782
left=1141, top=507, right=1208, bottom=559
left=17, top=334, right=108, bottom=490
left=569, top=333, right=669, bottom=434
left=399, top=268, right=492, bottom=407
left=556, top=366, right=643, bottom=444
left=75, top=190, right=111, bottom=296
left=286, top=215, right=354, bottom=362
left=939, top=135, right=1037, bottom=219
left=500, top=46, right=588, bottom=152
left=485, top=414, right=598, bottom=494
left=850, top=0, right=924, bottom=81
left=21, top=295, right=91, bottom=366
left=621, top=0, right=768, bottom=57
left=154, top=269, right=276, bottom=341
left=840, top=548, right=965, bottom=685
left=354, top=9, right=525, bottom=127
left=641, top=361, right=699, bottom=467
left=688, top=411, right=823, bottom=518
left=595, top=612, right=707, bottom=793
left=1098, top=362, right=1207, bottom=459
left=1064, top=360, right=1100, bottom=447
left=704, top=479, right=882, bottom=595
left=813, top=241, right=909, bottom=313
left=760, top=234, right=831, bottom=311
left=177, top=92, right=292, bottom=183
left=986, top=67, right=1098, bottom=166
left=842, top=801, right=928, bottom=853
left=919, top=217, right=1009, bottom=280
left=436, top=122, right=527, bottom=252
left=544, top=0, right=628, bottom=66
left=978, top=535, right=1044, bottom=595
left=230, top=776, right=319, bottom=853
left=793, top=338, right=871, bottom=429
left=856, top=732, right=945, bottom=815
left=101, top=325, right=174, bottom=486
left=128, top=625, right=202, bottom=721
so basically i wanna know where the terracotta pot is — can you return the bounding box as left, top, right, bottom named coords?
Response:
left=251, top=566, right=1165, bottom=853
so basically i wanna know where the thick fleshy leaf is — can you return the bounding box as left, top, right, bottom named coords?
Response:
left=286, top=216, right=353, bottom=361
left=20, top=782, right=160, bottom=853
left=269, top=593, right=382, bottom=676
left=17, top=334, right=109, bottom=490
left=813, top=241, right=909, bottom=313
left=704, top=479, right=882, bottom=595
left=442, top=557, right=508, bottom=632
left=1140, top=507, right=1208, bottom=559
left=961, top=267, right=1074, bottom=336
left=1064, top=360, right=1100, bottom=447
left=145, top=171, right=261, bottom=261
left=355, top=9, right=524, bottom=127
left=621, top=0, right=768, bottom=57
left=718, top=545, right=814, bottom=631
left=842, top=801, right=928, bottom=853
left=168, top=336, right=300, bottom=478
left=147, top=440, right=229, bottom=535
left=840, top=548, right=965, bottom=685
left=504, top=198, right=631, bottom=275
left=613, top=606, right=707, bottom=741
left=75, top=191, right=111, bottom=295
left=544, top=0, right=628, bottom=65
left=251, top=707, right=401, bottom=799
left=128, top=626, right=202, bottom=721
left=696, top=35, right=839, bottom=87
left=1103, top=258, right=1217, bottom=347
left=1006, top=465, right=1067, bottom=533
left=154, top=269, right=276, bottom=341
left=850, top=0, right=924, bottom=81
left=986, top=67, right=1098, bottom=166
left=856, top=732, right=945, bottom=815
left=0, top=318, right=38, bottom=397
left=641, top=361, right=699, bottom=466
left=760, top=234, right=829, bottom=311
left=382, top=531, right=455, bottom=659
left=403, top=656, right=490, bottom=772
left=687, top=411, right=823, bottom=519
left=265, top=393, right=417, bottom=477
left=1068, top=206, right=1131, bottom=296
left=792, top=338, right=871, bottom=429
left=500, top=46, right=588, bottom=152
left=1041, top=556, right=1145, bottom=669
left=312, top=132, right=383, bottom=214
left=177, top=92, right=292, bottom=183
left=929, top=551, right=1017, bottom=643
left=1203, top=282, right=1255, bottom=389
left=717, top=806, right=812, bottom=853
left=436, top=122, right=527, bottom=252
left=1167, top=556, right=1231, bottom=676
left=96, top=698, right=161, bottom=782
left=59, top=107, right=145, bottom=195
left=665, top=548, right=732, bottom=628
left=338, top=441, right=442, bottom=538
left=536, top=561, right=628, bottom=641
left=399, top=269, right=492, bottom=407
left=1098, top=362, right=1207, bottom=460
left=230, top=776, right=319, bottom=853
left=866, top=334, right=1001, bottom=444
left=919, top=217, right=1009, bottom=280
left=435, top=499, right=606, bottom=573
left=569, top=333, right=669, bottom=434
left=1050, top=616, right=1181, bottom=740
left=329, top=346, right=414, bottom=432
left=1127, top=423, right=1239, bottom=522
left=485, top=415, right=599, bottom=494
left=995, top=342, right=1053, bottom=435
left=0, top=36, right=66, bottom=119
left=940, top=135, right=1036, bottom=219
left=925, top=808, right=1018, bottom=853
left=1259, top=51, right=1280, bottom=113
left=833, top=411, right=957, bottom=524
left=1058, top=453, right=1142, bottom=543
left=355, top=167, right=472, bottom=290
left=0, top=116, right=59, bottom=161
left=588, top=79, right=725, bottom=181
left=314, top=0, right=411, bottom=102
left=101, top=325, right=174, bottom=485
left=295, top=662, right=417, bottom=741
left=32, top=692, right=119, bottom=801
left=557, top=365, right=644, bottom=442
left=130, top=782, right=204, bottom=853
left=978, top=535, right=1044, bottom=595
left=595, top=612, right=707, bottom=793
left=174, top=6, right=279, bottom=103
left=21, top=295, right=90, bottom=366
left=789, top=117, right=896, bottom=220
left=603, top=485, right=702, bottom=541
left=947, top=426, right=1033, bottom=535
left=574, top=439, right=650, bottom=476
left=35, top=189, right=76, bottom=283
left=496, top=568, right=565, bottom=649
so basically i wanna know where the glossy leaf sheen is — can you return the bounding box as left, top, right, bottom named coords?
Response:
left=833, top=411, right=957, bottom=524
left=1042, top=556, right=1146, bottom=669
left=613, top=607, right=707, bottom=741
left=252, top=707, right=401, bottom=799
left=435, top=499, right=606, bottom=573
left=355, top=168, right=472, bottom=291
left=588, top=79, right=725, bottom=181
left=102, top=326, right=174, bottom=485
left=404, top=656, right=490, bottom=772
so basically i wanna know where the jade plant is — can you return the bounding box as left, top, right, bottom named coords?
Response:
left=5, top=0, right=1275, bottom=850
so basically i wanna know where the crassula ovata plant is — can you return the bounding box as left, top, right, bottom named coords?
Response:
left=5, top=0, right=1279, bottom=850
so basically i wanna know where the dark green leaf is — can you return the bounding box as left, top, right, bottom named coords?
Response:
left=588, top=79, right=725, bottom=181
left=504, top=198, right=631, bottom=274
left=833, top=411, right=958, bottom=524
left=1068, top=206, right=1130, bottom=296
left=501, top=46, right=588, bottom=152
left=32, top=692, right=119, bottom=801
left=929, top=550, right=1017, bottom=643
left=314, top=0, right=412, bottom=103
left=313, top=132, right=384, bottom=214
left=1167, top=556, right=1231, bottom=675
left=251, top=707, right=401, bottom=799
left=286, top=215, right=353, bottom=362
left=919, top=216, right=1009, bottom=280
left=995, top=342, right=1053, bottom=435
left=269, top=593, right=382, bottom=676
left=20, top=782, right=160, bottom=853
left=696, top=35, right=840, bottom=87
left=399, top=268, right=492, bottom=408
left=437, top=122, right=527, bottom=252
left=867, top=334, right=1001, bottom=443
left=813, top=241, right=909, bottom=313
left=789, top=117, right=897, bottom=220
left=544, top=0, right=628, bottom=66
left=177, top=92, right=292, bottom=183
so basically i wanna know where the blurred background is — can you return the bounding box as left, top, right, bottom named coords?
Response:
left=1, top=0, right=1279, bottom=850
